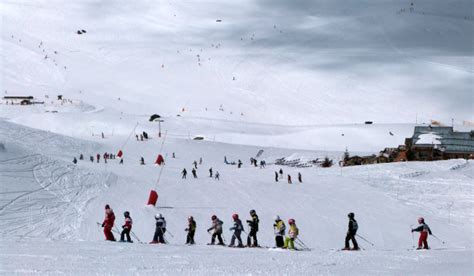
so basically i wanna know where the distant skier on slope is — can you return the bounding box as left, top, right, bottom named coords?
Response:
left=279, top=168, right=283, bottom=179
left=209, top=167, right=213, bottom=177
left=207, top=215, right=225, bottom=245
left=101, top=204, right=116, bottom=241
left=411, top=217, right=432, bottom=250
left=275, top=171, right=279, bottom=182
left=182, top=168, right=187, bottom=179
left=120, top=211, right=133, bottom=242
left=140, top=157, right=145, bottom=165
left=192, top=168, right=197, bottom=178
left=283, top=218, right=298, bottom=250
left=229, top=214, right=244, bottom=247
left=298, top=172, right=302, bottom=183
left=238, top=159, right=242, bottom=168
left=287, top=174, right=292, bottom=184
left=342, top=212, right=359, bottom=251
left=215, top=171, right=220, bottom=180
left=151, top=214, right=166, bottom=244
left=246, top=209, right=259, bottom=247
left=273, top=215, right=286, bottom=248
left=96, top=153, right=100, bottom=163
left=73, top=157, right=77, bottom=164
left=185, top=216, right=196, bottom=245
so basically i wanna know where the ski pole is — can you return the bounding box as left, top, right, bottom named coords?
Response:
left=356, top=234, right=375, bottom=246
left=296, top=237, right=309, bottom=249
left=166, top=230, right=175, bottom=238
left=131, top=230, right=142, bottom=243
left=410, top=225, right=415, bottom=248
left=431, top=234, right=446, bottom=245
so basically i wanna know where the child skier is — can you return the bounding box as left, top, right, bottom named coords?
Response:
left=283, top=218, right=299, bottom=249
left=229, top=214, right=244, bottom=247
left=273, top=215, right=286, bottom=248
left=207, top=215, right=225, bottom=245
left=185, top=216, right=196, bottom=245
left=120, top=211, right=133, bottom=242
left=246, top=209, right=259, bottom=247
left=343, top=212, right=359, bottom=250
left=101, top=204, right=116, bottom=241
left=150, top=213, right=167, bottom=244
left=182, top=168, right=187, bottom=179
left=411, top=217, right=432, bottom=250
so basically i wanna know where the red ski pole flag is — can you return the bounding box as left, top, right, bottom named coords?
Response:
left=117, top=150, right=123, bottom=158
left=155, top=154, right=164, bottom=165
left=147, top=190, right=158, bottom=206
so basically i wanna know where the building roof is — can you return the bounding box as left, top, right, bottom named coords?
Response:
left=412, top=126, right=474, bottom=153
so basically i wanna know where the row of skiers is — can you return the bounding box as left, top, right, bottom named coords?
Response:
left=101, top=205, right=434, bottom=250
left=73, top=153, right=123, bottom=164
left=181, top=167, right=220, bottom=180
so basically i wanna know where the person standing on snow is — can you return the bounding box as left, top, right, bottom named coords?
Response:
left=151, top=214, right=167, bottom=244
left=96, top=153, right=100, bottom=163
left=185, top=216, right=196, bottom=245
left=193, top=160, right=198, bottom=169
left=237, top=159, right=242, bottom=168
left=90, top=155, right=94, bottom=163
left=246, top=209, right=259, bottom=247
left=207, top=215, right=225, bottom=245
left=120, top=211, right=133, bottom=242
left=283, top=218, right=299, bottom=249
left=229, top=214, right=244, bottom=247
left=273, top=215, right=286, bottom=248
left=215, top=171, right=220, bottom=180
left=192, top=168, right=197, bottom=178
left=73, top=157, right=77, bottom=164
left=411, top=217, right=432, bottom=250
left=182, top=168, right=187, bottom=179
left=101, top=204, right=116, bottom=241
left=209, top=167, right=213, bottom=177
left=275, top=171, right=279, bottom=182
left=140, top=157, right=145, bottom=165
left=279, top=168, right=283, bottom=179
left=298, top=172, right=302, bottom=183
left=343, top=212, right=359, bottom=250
left=79, top=154, right=83, bottom=160
left=287, top=174, right=292, bottom=184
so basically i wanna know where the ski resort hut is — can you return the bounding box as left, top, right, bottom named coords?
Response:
left=3, top=96, right=34, bottom=105
left=405, top=126, right=474, bottom=161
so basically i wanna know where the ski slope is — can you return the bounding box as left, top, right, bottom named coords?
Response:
left=0, top=0, right=473, bottom=274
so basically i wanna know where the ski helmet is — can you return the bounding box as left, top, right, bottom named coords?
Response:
left=232, top=213, right=239, bottom=220
left=288, top=218, right=295, bottom=225
left=105, top=204, right=110, bottom=209
left=124, top=211, right=130, bottom=217
left=211, top=215, right=217, bottom=220
left=188, top=216, right=193, bottom=221
left=155, top=213, right=163, bottom=219
left=348, top=212, right=355, bottom=218
left=250, top=209, right=256, bottom=215
left=418, top=217, right=424, bottom=223
left=274, top=215, right=280, bottom=221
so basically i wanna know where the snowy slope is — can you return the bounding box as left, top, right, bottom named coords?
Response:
left=0, top=0, right=473, bottom=275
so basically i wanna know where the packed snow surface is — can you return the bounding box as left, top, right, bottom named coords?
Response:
left=0, top=0, right=473, bottom=275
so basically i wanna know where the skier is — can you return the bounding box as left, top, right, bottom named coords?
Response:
left=119, top=158, right=123, bottom=165
left=101, top=132, right=105, bottom=139
left=140, top=134, right=143, bottom=141
left=96, top=153, right=100, bottom=163
left=140, top=157, right=145, bottom=165
left=172, top=152, right=175, bottom=158
left=279, top=168, right=283, bottom=179
left=298, top=172, right=302, bottom=183
left=151, top=214, right=166, bottom=244
left=73, top=157, right=77, bottom=164
left=101, top=204, right=116, bottom=241
left=136, top=134, right=139, bottom=141
left=342, top=212, right=359, bottom=250
left=90, top=155, right=94, bottom=163
left=209, top=167, right=213, bottom=177
left=120, top=211, right=133, bottom=242
left=79, top=154, right=83, bottom=160
left=185, top=216, right=196, bottom=245
left=275, top=171, right=279, bottom=182
left=246, top=209, right=259, bottom=247
left=411, top=217, right=432, bottom=250
left=193, top=160, right=198, bottom=169
left=229, top=214, right=244, bottom=247
left=273, top=215, right=286, bottom=248
left=207, top=215, right=225, bottom=245
left=287, top=174, right=292, bottom=184
left=182, top=168, right=187, bottom=179
left=192, top=168, right=197, bottom=178
left=283, top=219, right=299, bottom=250
left=238, top=159, right=242, bottom=168
left=215, top=171, right=220, bottom=180
left=199, top=157, right=202, bottom=165
left=103, top=152, right=108, bottom=164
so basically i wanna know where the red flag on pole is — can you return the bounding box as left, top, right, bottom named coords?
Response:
left=117, top=150, right=123, bottom=158
left=155, top=154, right=164, bottom=165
